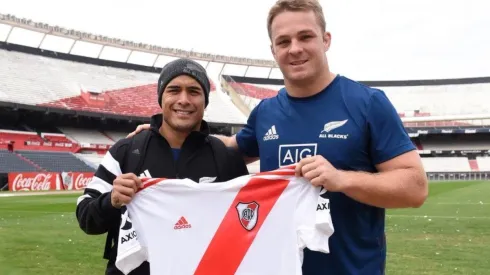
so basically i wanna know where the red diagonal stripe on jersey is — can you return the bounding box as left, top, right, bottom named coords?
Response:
left=193, top=177, right=290, bottom=275
left=254, top=169, right=296, bottom=176
left=139, top=178, right=166, bottom=191
left=181, top=216, right=188, bottom=224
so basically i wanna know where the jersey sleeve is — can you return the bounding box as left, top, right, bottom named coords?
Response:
left=115, top=206, right=148, bottom=275
left=295, top=179, right=334, bottom=261
left=235, top=101, right=261, bottom=157
left=367, top=90, right=416, bottom=165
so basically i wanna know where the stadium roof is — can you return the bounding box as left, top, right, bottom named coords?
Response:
left=0, top=13, right=286, bottom=80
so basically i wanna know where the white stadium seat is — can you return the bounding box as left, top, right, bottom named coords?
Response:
left=0, top=49, right=246, bottom=125
left=421, top=157, right=472, bottom=172
left=77, top=153, right=104, bottom=169
left=60, top=127, right=115, bottom=145
left=381, top=84, right=490, bottom=116
left=0, top=49, right=157, bottom=106
left=421, top=138, right=490, bottom=151
left=104, top=131, right=130, bottom=142
left=476, top=157, right=490, bottom=172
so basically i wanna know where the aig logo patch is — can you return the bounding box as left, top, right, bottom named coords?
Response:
left=278, top=143, right=318, bottom=167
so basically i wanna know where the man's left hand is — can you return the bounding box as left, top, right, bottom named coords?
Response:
left=295, top=155, right=347, bottom=192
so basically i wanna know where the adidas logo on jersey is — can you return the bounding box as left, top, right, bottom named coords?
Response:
left=263, top=125, right=279, bottom=141
left=174, top=216, right=192, bottom=230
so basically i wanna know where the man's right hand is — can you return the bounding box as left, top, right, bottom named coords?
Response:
left=111, top=173, right=142, bottom=208
left=126, top=124, right=151, bottom=138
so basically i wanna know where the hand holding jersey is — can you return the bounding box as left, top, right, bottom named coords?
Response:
left=115, top=166, right=334, bottom=275
left=111, top=173, right=142, bottom=208
left=295, top=155, right=346, bottom=191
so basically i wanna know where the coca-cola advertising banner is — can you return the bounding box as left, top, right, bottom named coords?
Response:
left=61, top=172, right=94, bottom=190
left=8, top=172, right=63, bottom=191
left=8, top=172, right=94, bottom=191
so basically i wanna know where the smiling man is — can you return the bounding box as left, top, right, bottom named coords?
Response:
left=76, top=58, right=249, bottom=275
left=218, top=0, right=428, bottom=274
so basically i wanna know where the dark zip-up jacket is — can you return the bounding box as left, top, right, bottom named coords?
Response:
left=75, top=114, right=249, bottom=275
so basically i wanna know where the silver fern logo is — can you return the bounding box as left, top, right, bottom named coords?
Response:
left=321, top=120, right=348, bottom=133
left=319, top=120, right=349, bottom=139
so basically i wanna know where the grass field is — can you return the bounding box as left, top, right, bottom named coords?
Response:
left=0, top=181, right=489, bottom=275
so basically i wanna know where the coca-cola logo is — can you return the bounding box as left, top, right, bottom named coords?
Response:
left=74, top=174, right=92, bottom=190
left=12, top=173, right=53, bottom=191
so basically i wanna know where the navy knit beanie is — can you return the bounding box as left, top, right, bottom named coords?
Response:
left=157, top=58, right=210, bottom=107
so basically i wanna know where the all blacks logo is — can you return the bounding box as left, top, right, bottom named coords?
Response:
left=236, top=201, right=260, bottom=231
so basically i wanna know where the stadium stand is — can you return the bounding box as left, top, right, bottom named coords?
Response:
left=0, top=130, right=44, bottom=144
left=59, top=127, right=115, bottom=145
left=76, top=153, right=104, bottom=169
left=413, top=139, right=424, bottom=150
left=381, top=84, right=490, bottom=116
left=421, top=157, right=472, bottom=172
left=1, top=15, right=490, bottom=183
left=104, top=131, right=128, bottom=142
left=0, top=49, right=157, bottom=106
left=222, top=75, right=490, bottom=128
left=420, top=136, right=490, bottom=151
left=0, top=48, right=246, bottom=126
left=41, top=133, right=73, bottom=144
left=0, top=150, right=40, bottom=173
left=229, top=82, right=279, bottom=99
left=476, top=157, right=490, bottom=171
left=40, top=84, right=246, bottom=125
left=469, top=159, right=480, bottom=171
left=224, top=79, right=490, bottom=119
left=16, top=151, right=95, bottom=172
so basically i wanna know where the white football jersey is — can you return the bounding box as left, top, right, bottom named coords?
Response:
left=116, top=166, right=334, bottom=275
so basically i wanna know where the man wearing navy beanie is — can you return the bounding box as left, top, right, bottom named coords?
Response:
left=157, top=58, right=211, bottom=108
left=77, top=57, right=249, bottom=275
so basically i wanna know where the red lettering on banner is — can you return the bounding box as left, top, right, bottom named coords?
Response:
left=8, top=173, right=63, bottom=191
left=74, top=173, right=92, bottom=190
left=61, top=172, right=94, bottom=190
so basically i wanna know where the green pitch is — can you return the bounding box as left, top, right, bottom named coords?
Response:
left=0, top=181, right=489, bottom=275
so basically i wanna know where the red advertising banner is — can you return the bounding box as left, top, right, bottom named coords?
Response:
left=61, top=172, right=94, bottom=190
left=8, top=172, right=64, bottom=191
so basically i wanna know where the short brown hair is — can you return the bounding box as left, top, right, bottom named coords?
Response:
left=267, top=0, right=326, bottom=40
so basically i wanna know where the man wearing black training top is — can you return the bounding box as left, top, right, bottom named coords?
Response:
left=75, top=58, right=248, bottom=275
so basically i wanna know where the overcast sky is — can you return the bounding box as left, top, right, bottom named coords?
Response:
left=1, top=0, right=489, bottom=81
